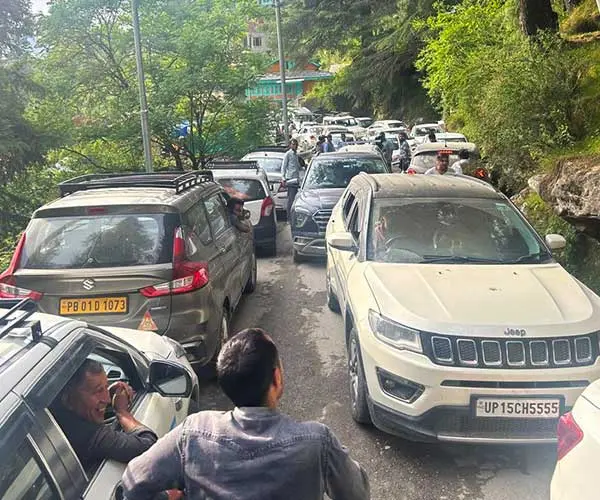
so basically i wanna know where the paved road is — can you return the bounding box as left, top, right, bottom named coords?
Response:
left=198, top=222, right=557, bottom=500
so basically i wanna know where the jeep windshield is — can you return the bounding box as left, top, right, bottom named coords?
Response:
left=412, top=152, right=460, bottom=171
left=303, top=158, right=388, bottom=189
left=368, top=198, right=553, bottom=265
left=21, top=213, right=177, bottom=269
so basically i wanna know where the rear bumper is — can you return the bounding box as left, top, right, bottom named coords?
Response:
left=253, top=216, right=277, bottom=247
left=292, top=232, right=326, bottom=256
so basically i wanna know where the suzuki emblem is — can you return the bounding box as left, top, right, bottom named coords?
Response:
left=82, top=279, right=96, bottom=291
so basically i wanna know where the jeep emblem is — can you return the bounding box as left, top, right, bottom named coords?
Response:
left=504, top=328, right=526, bottom=337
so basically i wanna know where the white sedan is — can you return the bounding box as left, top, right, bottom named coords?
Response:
left=551, top=378, right=600, bottom=500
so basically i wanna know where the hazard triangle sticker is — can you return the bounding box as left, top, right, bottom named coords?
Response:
left=138, top=310, right=158, bottom=331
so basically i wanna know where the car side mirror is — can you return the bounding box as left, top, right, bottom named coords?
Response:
left=545, top=234, right=566, bottom=251
left=148, top=360, right=193, bottom=397
left=327, top=232, right=357, bottom=252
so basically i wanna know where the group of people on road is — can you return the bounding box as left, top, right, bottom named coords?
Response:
left=57, top=327, right=370, bottom=499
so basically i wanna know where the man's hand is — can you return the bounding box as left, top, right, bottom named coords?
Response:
left=110, top=381, right=135, bottom=414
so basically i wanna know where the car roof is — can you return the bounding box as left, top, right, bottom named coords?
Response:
left=352, top=173, right=501, bottom=199
left=242, top=151, right=286, bottom=160
left=413, top=141, right=478, bottom=154
left=311, top=151, right=384, bottom=161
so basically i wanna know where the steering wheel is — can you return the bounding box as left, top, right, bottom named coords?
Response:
left=383, top=236, right=422, bottom=261
left=433, top=228, right=463, bottom=252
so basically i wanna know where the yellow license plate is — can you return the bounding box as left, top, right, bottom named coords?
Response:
left=59, top=297, right=128, bottom=315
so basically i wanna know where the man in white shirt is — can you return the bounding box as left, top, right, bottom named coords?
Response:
left=424, top=152, right=451, bottom=175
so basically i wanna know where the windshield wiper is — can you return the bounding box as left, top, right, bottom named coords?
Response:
left=421, top=255, right=502, bottom=264
left=508, top=251, right=552, bottom=264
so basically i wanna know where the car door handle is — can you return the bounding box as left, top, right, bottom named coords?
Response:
left=175, top=398, right=183, bottom=412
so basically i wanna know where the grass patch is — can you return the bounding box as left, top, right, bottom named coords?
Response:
left=562, top=0, right=600, bottom=35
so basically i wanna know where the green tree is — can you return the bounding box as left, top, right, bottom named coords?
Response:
left=0, top=0, right=46, bottom=184
left=34, top=0, right=271, bottom=170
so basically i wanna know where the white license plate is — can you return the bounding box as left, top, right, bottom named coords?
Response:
left=474, top=397, right=561, bottom=419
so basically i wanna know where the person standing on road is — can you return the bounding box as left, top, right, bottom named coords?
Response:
left=451, top=149, right=470, bottom=175
left=397, top=131, right=411, bottom=172
left=425, top=151, right=451, bottom=175
left=324, top=134, right=335, bottom=152
left=122, top=328, right=370, bottom=500
left=377, top=132, right=394, bottom=168
left=281, top=139, right=301, bottom=217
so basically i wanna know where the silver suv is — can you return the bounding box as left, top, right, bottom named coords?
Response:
left=0, top=171, right=257, bottom=370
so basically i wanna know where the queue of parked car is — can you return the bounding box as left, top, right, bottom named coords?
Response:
left=1, top=110, right=596, bottom=499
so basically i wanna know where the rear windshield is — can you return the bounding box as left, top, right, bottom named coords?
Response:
left=21, top=214, right=176, bottom=269
left=217, top=178, right=267, bottom=201
left=251, top=157, right=282, bottom=174
left=303, top=158, right=388, bottom=189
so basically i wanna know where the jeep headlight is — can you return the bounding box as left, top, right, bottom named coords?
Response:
left=294, top=209, right=311, bottom=228
left=368, top=310, right=422, bottom=353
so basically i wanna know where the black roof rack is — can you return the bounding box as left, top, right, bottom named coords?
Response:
left=0, top=299, right=42, bottom=341
left=58, top=171, right=214, bottom=197
left=207, top=160, right=260, bottom=171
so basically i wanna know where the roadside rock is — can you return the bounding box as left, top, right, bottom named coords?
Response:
left=536, top=156, right=600, bottom=239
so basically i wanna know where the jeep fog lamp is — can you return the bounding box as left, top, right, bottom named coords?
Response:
left=368, top=310, right=422, bottom=353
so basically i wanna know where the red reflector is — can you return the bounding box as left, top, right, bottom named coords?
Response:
left=439, top=149, right=453, bottom=155
left=474, top=167, right=488, bottom=179
left=406, top=168, right=417, bottom=175
left=557, top=412, right=583, bottom=461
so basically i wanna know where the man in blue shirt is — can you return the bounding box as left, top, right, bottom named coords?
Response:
left=122, top=328, right=370, bottom=500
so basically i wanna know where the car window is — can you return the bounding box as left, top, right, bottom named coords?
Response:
left=368, top=198, right=550, bottom=264
left=203, top=194, right=230, bottom=236
left=342, top=192, right=356, bottom=224
left=21, top=214, right=178, bottom=269
left=413, top=152, right=460, bottom=171
left=216, top=178, right=267, bottom=202
left=0, top=439, right=59, bottom=500
left=47, top=340, right=145, bottom=475
left=347, top=202, right=361, bottom=241
left=183, top=203, right=213, bottom=248
left=249, top=157, right=282, bottom=174
left=303, top=158, right=388, bottom=189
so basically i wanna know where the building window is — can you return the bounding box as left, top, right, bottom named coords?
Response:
left=253, top=37, right=262, bottom=47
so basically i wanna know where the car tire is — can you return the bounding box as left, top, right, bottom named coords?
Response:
left=188, top=398, right=200, bottom=415
left=348, top=327, right=372, bottom=425
left=293, top=249, right=305, bottom=263
left=326, top=267, right=340, bottom=313
left=204, top=307, right=230, bottom=379
left=244, top=255, right=257, bottom=294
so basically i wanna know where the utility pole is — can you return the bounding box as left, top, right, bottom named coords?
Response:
left=131, top=0, right=153, bottom=172
left=274, top=0, right=289, bottom=142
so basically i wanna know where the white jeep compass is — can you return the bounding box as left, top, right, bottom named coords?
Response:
left=326, top=173, right=600, bottom=443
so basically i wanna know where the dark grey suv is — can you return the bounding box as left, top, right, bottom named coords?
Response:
left=0, top=172, right=257, bottom=369
left=290, top=152, right=389, bottom=262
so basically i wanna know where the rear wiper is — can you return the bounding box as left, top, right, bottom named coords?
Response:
left=421, top=255, right=502, bottom=264
left=509, top=251, right=552, bottom=264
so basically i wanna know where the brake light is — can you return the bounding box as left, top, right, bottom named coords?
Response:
left=261, top=197, right=274, bottom=217
left=139, top=227, right=209, bottom=297
left=474, top=167, right=488, bottom=179
left=557, top=412, right=583, bottom=461
left=407, top=168, right=417, bottom=175
left=0, top=233, right=43, bottom=300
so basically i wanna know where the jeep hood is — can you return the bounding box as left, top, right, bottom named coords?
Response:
left=296, top=188, right=346, bottom=210
left=364, top=262, right=600, bottom=337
